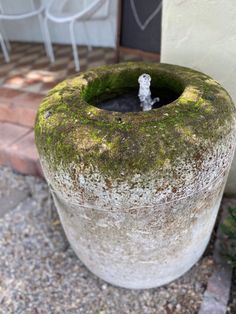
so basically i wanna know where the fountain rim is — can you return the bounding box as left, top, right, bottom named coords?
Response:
left=74, top=62, right=203, bottom=121
left=37, top=62, right=232, bottom=127
left=35, top=62, right=236, bottom=179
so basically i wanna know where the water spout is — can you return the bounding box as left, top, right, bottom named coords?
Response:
left=138, top=74, right=160, bottom=111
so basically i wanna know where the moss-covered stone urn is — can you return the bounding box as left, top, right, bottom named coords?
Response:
left=35, top=63, right=236, bottom=289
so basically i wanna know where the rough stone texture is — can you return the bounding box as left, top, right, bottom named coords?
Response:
left=46, top=173, right=228, bottom=289
left=0, top=166, right=216, bottom=313
left=161, top=0, right=236, bottom=195
left=35, top=63, right=236, bottom=288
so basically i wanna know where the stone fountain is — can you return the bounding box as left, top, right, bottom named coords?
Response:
left=35, top=62, right=236, bottom=289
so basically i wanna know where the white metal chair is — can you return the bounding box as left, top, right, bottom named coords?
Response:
left=45, top=0, right=111, bottom=71
left=0, top=0, right=54, bottom=63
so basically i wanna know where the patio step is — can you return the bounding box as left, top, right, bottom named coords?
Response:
left=0, top=87, right=44, bottom=177
left=0, top=87, right=44, bottom=128
left=0, top=122, right=43, bottom=177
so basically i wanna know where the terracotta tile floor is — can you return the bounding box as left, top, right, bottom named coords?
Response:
left=0, top=42, right=142, bottom=95
left=0, top=42, right=145, bottom=176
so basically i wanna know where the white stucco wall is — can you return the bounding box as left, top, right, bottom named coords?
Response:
left=161, top=0, right=236, bottom=195
left=1, top=0, right=117, bottom=47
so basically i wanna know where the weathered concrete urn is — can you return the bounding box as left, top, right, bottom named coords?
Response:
left=35, top=63, right=236, bottom=289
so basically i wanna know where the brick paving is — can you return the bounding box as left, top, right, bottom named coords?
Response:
left=0, top=87, right=44, bottom=127
left=0, top=42, right=143, bottom=176
left=0, top=42, right=114, bottom=94
left=0, top=123, right=39, bottom=176
left=0, top=86, right=41, bottom=176
left=0, top=42, right=142, bottom=95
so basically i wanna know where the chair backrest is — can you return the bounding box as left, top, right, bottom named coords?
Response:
left=61, top=0, right=110, bottom=19
left=83, top=0, right=110, bottom=18
left=0, top=0, right=41, bottom=15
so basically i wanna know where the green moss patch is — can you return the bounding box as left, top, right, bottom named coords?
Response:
left=35, top=62, right=236, bottom=179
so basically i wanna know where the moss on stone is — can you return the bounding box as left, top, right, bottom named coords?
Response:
left=35, top=62, right=236, bottom=179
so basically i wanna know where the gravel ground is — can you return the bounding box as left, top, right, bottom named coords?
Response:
left=0, top=167, right=215, bottom=314
left=228, top=269, right=236, bottom=313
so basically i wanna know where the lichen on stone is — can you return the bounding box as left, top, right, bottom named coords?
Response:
left=35, top=62, right=236, bottom=181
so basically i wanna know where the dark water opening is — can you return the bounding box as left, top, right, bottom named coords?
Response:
left=94, top=87, right=180, bottom=113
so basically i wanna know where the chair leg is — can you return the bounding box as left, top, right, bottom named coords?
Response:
left=69, top=21, right=80, bottom=71
left=38, top=13, right=50, bottom=59
left=3, top=34, right=10, bottom=51
left=0, top=32, right=10, bottom=63
left=0, top=22, right=10, bottom=51
left=43, top=17, right=55, bottom=63
left=109, top=19, right=115, bottom=48
left=83, top=22, right=92, bottom=52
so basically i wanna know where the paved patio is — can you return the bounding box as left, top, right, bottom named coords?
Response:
left=0, top=42, right=145, bottom=95
left=0, top=42, right=116, bottom=94
left=0, top=42, right=142, bottom=177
